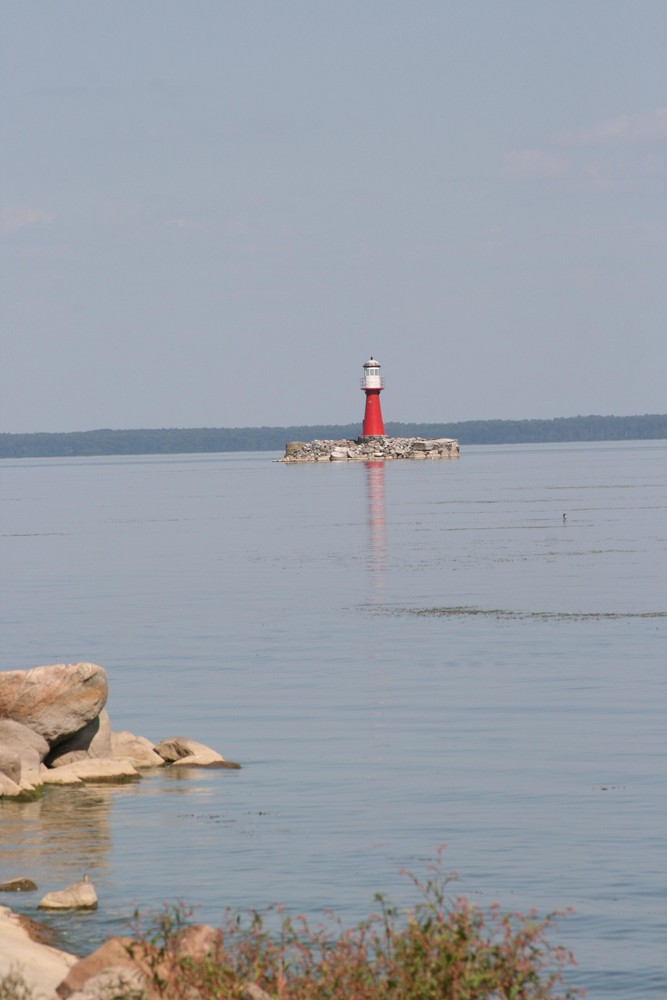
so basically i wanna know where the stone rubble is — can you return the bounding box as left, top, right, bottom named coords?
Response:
left=280, top=435, right=460, bottom=462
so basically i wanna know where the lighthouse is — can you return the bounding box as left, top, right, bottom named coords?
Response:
left=360, top=356, right=386, bottom=437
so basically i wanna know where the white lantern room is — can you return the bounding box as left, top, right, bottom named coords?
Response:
left=360, top=357, right=384, bottom=390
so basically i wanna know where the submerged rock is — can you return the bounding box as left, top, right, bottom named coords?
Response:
left=0, top=877, right=38, bottom=892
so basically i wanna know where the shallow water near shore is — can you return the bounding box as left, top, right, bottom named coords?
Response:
left=1, top=441, right=666, bottom=997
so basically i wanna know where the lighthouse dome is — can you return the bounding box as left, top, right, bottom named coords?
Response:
left=363, top=357, right=381, bottom=368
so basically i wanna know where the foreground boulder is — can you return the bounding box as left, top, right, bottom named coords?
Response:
left=55, top=937, right=147, bottom=998
left=56, top=924, right=223, bottom=999
left=0, top=663, right=108, bottom=747
left=1, top=904, right=266, bottom=1000
left=0, top=904, right=76, bottom=995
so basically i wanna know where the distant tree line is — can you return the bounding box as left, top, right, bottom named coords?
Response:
left=1, top=414, right=665, bottom=459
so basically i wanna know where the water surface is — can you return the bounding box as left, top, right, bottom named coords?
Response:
left=1, top=442, right=665, bottom=997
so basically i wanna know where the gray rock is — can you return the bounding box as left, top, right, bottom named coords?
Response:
left=0, top=663, right=108, bottom=747
left=0, top=719, right=49, bottom=793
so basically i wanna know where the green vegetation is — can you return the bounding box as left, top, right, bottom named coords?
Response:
left=1, top=413, right=665, bottom=459
left=2, top=852, right=582, bottom=999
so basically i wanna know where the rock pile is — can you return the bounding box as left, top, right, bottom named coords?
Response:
left=281, top=435, right=460, bottom=462
left=0, top=662, right=239, bottom=799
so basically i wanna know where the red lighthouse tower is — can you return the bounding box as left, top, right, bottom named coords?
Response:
left=361, top=356, right=386, bottom=437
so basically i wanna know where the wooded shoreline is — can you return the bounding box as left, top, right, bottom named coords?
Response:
left=1, top=414, right=665, bottom=459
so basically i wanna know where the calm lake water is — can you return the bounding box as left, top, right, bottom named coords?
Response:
left=1, top=442, right=666, bottom=997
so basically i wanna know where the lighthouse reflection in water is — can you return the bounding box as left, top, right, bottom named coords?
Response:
left=365, top=461, right=386, bottom=587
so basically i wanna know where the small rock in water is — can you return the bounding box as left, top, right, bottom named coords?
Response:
left=38, top=878, right=98, bottom=911
left=154, top=735, right=240, bottom=768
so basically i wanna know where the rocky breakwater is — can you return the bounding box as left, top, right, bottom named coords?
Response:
left=281, top=435, right=460, bottom=462
left=0, top=662, right=239, bottom=800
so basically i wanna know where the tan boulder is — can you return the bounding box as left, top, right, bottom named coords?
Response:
left=56, top=937, right=144, bottom=998
left=173, top=922, right=222, bottom=960
left=154, top=736, right=239, bottom=768
left=39, top=878, right=98, bottom=911
left=0, top=904, right=76, bottom=996
left=0, top=663, right=108, bottom=747
left=172, top=749, right=239, bottom=768
left=241, top=984, right=275, bottom=1000
left=61, top=966, right=147, bottom=1000
left=41, top=758, right=139, bottom=784
left=57, top=925, right=221, bottom=999
left=0, top=719, right=49, bottom=793
left=40, top=763, right=83, bottom=785
left=110, top=730, right=165, bottom=767
left=0, top=772, right=23, bottom=797
left=47, top=709, right=112, bottom=768
left=0, top=745, right=21, bottom=785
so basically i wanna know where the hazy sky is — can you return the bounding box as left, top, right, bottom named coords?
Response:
left=1, top=2, right=665, bottom=433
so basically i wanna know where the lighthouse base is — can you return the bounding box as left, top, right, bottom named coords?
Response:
left=281, top=436, right=460, bottom=463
